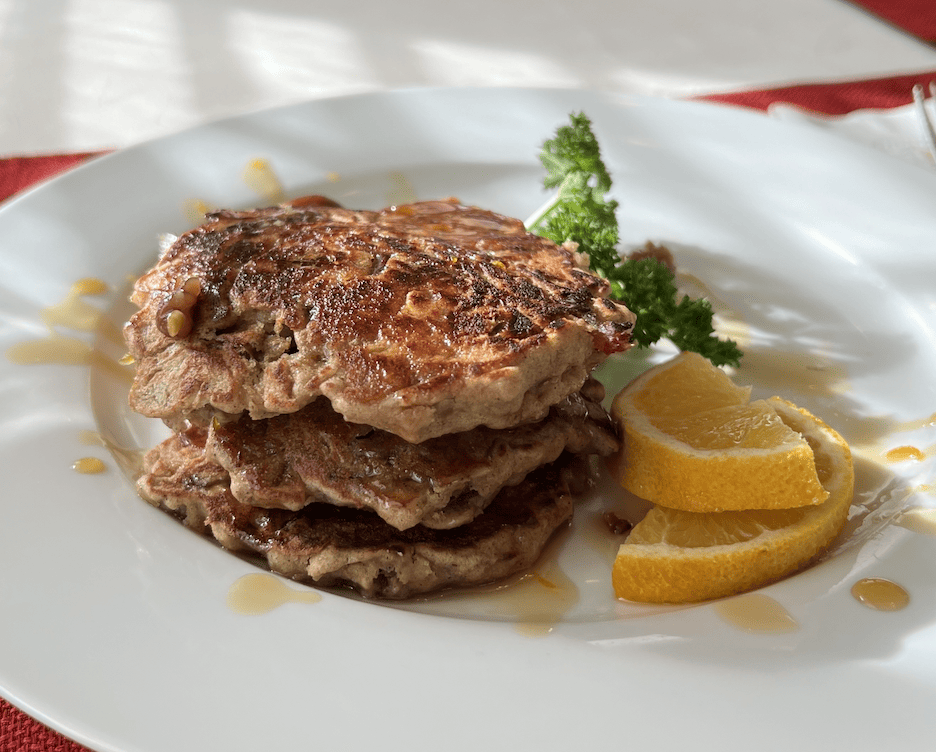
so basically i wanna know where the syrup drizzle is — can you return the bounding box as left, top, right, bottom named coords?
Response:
left=182, top=198, right=212, bottom=226
left=183, top=158, right=291, bottom=227
left=735, top=351, right=850, bottom=399
left=73, top=431, right=109, bottom=473
left=7, top=334, right=96, bottom=366
left=227, top=573, right=322, bottom=615
left=851, top=578, right=910, bottom=611
left=15, top=276, right=108, bottom=366
left=5, top=277, right=131, bottom=381
left=411, top=552, right=580, bottom=637
left=493, top=560, right=579, bottom=637
left=78, top=429, right=106, bottom=447
left=40, top=277, right=108, bottom=330
left=77, top=429, right=144, bottom=478
left=892, top=411, right=936, bottom=434
left=713, top=594, right=799, bottom=634
left=72, top=457, right=106, bottom=474
left=884, top=445, right=926, bottom=463
left=242, top=158, right=286, bottom=204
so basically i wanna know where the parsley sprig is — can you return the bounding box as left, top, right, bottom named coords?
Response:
left=526, top=112, right=742, bottom=367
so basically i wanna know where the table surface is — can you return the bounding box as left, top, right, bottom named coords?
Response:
left=2, top=0, right=936, bottom=155
left=2, top=2, right=936, bottom=751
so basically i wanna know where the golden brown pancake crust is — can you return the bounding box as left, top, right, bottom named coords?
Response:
left=125, top=199, right=635, bottom=441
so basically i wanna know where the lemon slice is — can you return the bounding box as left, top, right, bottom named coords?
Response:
left=612, top=396, right=854, bottom=603
left=609, top=351, right=828, bottom=512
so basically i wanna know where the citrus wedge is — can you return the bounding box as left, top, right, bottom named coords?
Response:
left=608, top=351, right=828, bottom=512
left=612, top=396, right=854, bottom=603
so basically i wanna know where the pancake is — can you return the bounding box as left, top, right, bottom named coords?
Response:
left=137, top=427, right=584, bottom=600
left=205, top=378, right=617, bottom=531
left=125, top=198, right=635, bottom=442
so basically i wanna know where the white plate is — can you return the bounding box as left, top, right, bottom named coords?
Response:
left=1, top=87, right=935, bottom=752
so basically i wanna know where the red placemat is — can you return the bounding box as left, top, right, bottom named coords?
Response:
left=698, top=69, right=936, bottom=114
left=0, top=702, right=88, bottom=752
left=0, top=152, right=105, bottom=205
left=848, top=0, right=936, bottom=44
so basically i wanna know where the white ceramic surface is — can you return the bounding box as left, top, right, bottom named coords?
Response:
left=769, top=100, right=936, bottom=169
left=1, top=88, right=934, bottom=752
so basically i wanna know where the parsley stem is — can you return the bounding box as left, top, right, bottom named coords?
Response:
left=524, top=191, right=561, bottom=232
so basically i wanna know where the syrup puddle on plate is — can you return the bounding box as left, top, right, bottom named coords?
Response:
left=4, top=277, right=131, bottom=382
left=227, top=573, right=322, bottom=615
left=224, top=561, right=576, bottom=634
left=378, top=526, right=581, bottom=638
left=241, top=158, right=286, bottom=204
left=6, top=278, right=106, bottom=366
left=5, top=279, right=144, bottom=478
left=73, top=429, right=145, bottom=478
left=713, top=594, right=799, bottom=634
left=884, top=445, right=927, bottom=463
left=72, top=457, right=106, bottom=474
left=401, top=554, right=580, bottom=638
left=844, top=505, right=929, bottom=613
left=472, top=559, right=579, bottom=637
left=851, top=578, right=910, bottom=612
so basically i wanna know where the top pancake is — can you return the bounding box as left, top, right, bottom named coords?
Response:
left=125, top=198, right=635, bottom=442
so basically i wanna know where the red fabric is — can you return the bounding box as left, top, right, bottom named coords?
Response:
left=699, top=69, right=936, bottom=114
left=848, top=0, right=936, bottom=42
left=0, top=4, right=935, bottom=750
left=0, top=152, right=105, bottom=205
left=1, top=702, right=88, bottom=752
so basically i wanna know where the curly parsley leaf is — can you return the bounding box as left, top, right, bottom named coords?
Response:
left=526, top=112, right=620, bottom=269
left=613, top=258, right=743, bottom=366
left=526, top=112, right=742, bottom=367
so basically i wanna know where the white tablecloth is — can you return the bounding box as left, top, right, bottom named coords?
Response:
left=2, top=0, right=936, bottom=154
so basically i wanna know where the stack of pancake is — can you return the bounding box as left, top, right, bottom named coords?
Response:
left=126, top=198, right=635, bottom=598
